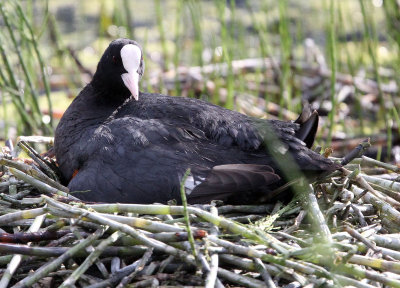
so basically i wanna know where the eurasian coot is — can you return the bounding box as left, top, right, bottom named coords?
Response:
left=54, top=38, right=340, bottom=204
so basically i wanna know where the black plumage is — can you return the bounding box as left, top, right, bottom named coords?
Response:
left=54, top=38, right=340, bottom=204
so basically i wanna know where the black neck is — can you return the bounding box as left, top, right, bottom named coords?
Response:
left=91, top=74, right=131, bottom=106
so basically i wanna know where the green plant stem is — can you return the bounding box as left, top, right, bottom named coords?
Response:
left=326, top=0, right=337, bottom=146
left=179, top=168, right=197, bottom=258
left=123, top=0, right=134, bottom=39
left=15, top=2, right=53, bottom=128
left=359, top=0, right=391, bottom=160
left=173, top=0, right=184, bottom=95
left=0, top=4, right=47, bottom=133
left=187, top=0, right=204, bottom=67
left=216, top=0, right=234, bottom=109
left=155, top=0, right=168, bottom=71
left=278, top=0, right=292, bottom=113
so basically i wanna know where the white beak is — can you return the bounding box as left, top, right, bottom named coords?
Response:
left=120, top=44, right=142, bottom=100
left=121, top=72, right=140, bottom=100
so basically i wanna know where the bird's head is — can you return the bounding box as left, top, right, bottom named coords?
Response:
left=92, top=38, right=145, bottom=101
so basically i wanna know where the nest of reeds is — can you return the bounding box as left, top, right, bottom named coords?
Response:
left=0, top=137, right=399, bottom=288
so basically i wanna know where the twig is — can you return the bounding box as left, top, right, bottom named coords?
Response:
left=59, top=230, right=127, bottom=287
left=115, top=247, right=154, bottom=288
left=303, top=184, right=332, bottom=243
left=0, top=213, right=45, bottom=288
left=341, top=138, right=371, bottom=166
left=342, top=167, right=400, bottom=208
left=205, top=206, right=223, bottom=288
left=9, top=168, right=76, bottom=200
left=0, top=230, right=70, bottom=244
left=351, top=185, right=400, bottom=227
left=0, top=157, right=67, bottom=192
left=66, top=46, right=94, bottom=77
left=344, top=226, right=380, bottom=253
left=0, top=208, right=46, bottom=226
left=253, top=257, right=276, bottom=287
left=17, top=141, right=59, bottom=182
left=217, top=267, right=266, bottom=288
left=0, top=243, right=146, bottom=258
left=43, top=195, right=197, bottom=266
left=12, top=227, right=106, bottom=288
left=88, top=203, right=287, bottom=248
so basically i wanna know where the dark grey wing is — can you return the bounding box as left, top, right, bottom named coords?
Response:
left=171, top=97, right=321, bottom=151
left=129, top=94, right=265, bottom=150
left=187, top=164, right=281, bottom=204
left=137, top=95, right=319, bottom=151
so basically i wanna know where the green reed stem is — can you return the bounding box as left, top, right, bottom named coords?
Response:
left=393, top=107, right=400, bottom=135
left=0, top=29, right=21, bottom=95
left=246, top=0, right=271, bottom=105
left=326, top=0, right=337, bottom=146
left=187, top=0, right=204, bottom=67
left=0, top=35, right=36, bottom=132
left=359, top=0, right=392, bottom=160
left=155, top=0, right=168, bottom=71
left=0, top=85, right=38, bottom=131
left=143, top=29, right=153, bottom=93
left=216, top=0, right=234, bottom=109
left=0, top=3, right=49, bottom=134
left=123, top=0, right=134, bottom=39
left=173, top=0, right=184, bottom=95
left=180, top=168, right=197, bottom=258
left=1, top=92, right=8, bottom=139
left=15, top=2, right=53, bottom=129
left=278, top=0, right=292, bottom=114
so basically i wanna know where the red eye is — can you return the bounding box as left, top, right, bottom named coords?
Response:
left=112, top=56, right=117, bottom=63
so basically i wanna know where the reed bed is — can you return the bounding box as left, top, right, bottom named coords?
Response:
left=0, top=138, right=397, bottom=287
left=1, top=0, right=399, bottom=142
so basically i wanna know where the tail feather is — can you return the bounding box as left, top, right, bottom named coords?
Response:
left=295, top=104, right=319, bottom=148
left=295, top=103, right=312, bottom=125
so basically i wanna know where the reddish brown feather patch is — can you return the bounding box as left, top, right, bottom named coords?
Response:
left=72, top=169, right=79, bottom=179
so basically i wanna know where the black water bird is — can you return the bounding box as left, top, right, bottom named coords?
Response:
left=54, top=38, right=340, bottom=204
